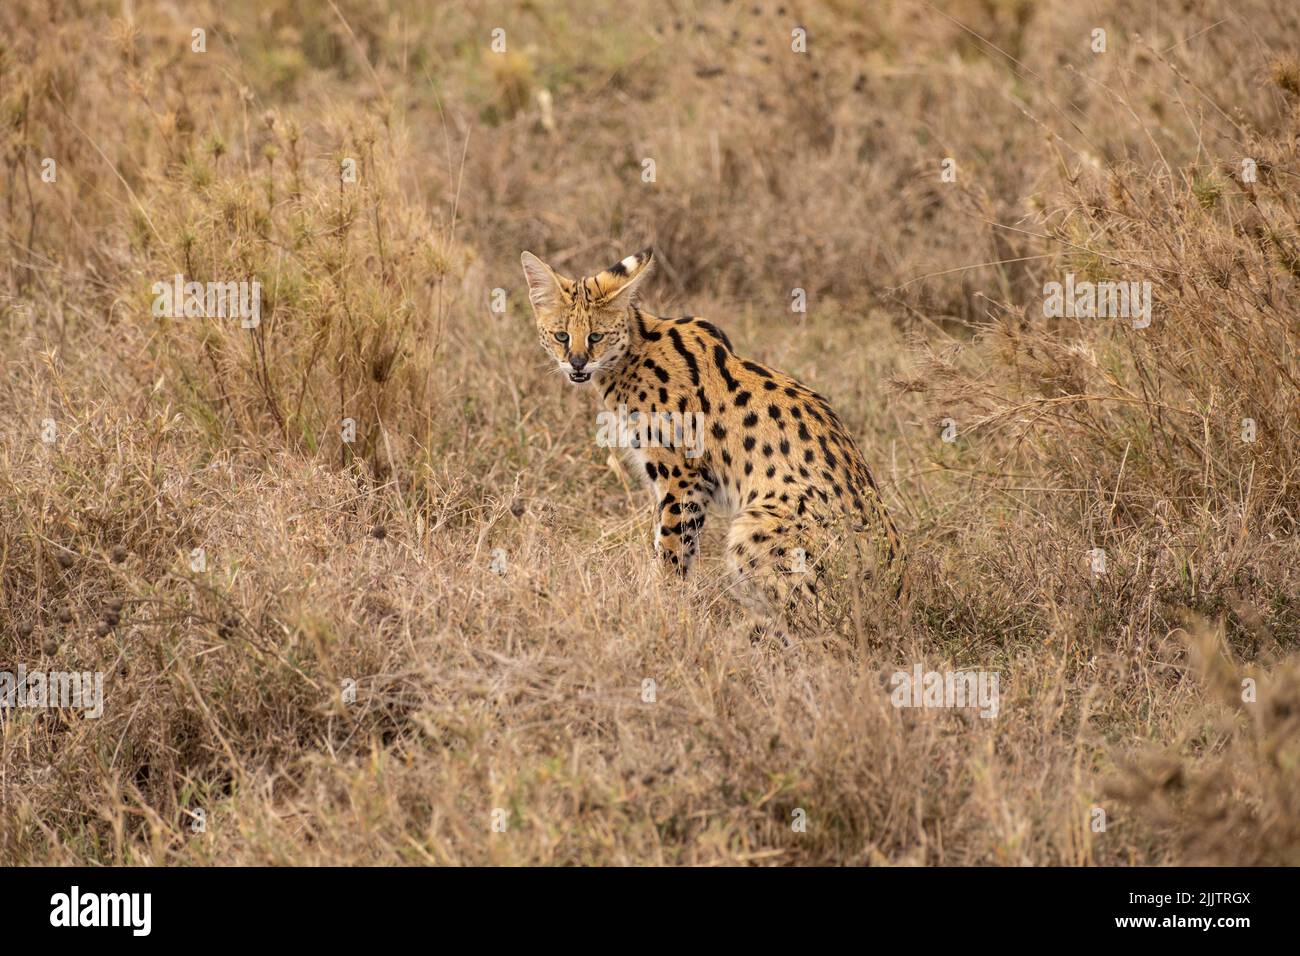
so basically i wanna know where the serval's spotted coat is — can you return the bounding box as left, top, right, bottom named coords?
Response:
left=522, top=247, right=905, bottom=638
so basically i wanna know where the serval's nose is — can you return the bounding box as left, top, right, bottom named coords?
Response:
left=569, top=352, right=588, bottom=371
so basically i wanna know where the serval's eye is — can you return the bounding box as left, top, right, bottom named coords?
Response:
left=554, top=331, right=569, bottom=343
left=588, top=332, right=604, bottom=344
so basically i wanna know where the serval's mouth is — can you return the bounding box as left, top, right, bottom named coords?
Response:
left=568, top=371, right=591, bottom=384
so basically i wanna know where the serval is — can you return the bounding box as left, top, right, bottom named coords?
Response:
left=521, top=247, right=906, bottom=640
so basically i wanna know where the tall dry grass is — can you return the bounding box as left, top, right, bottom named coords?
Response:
left=1, top=0, right=1297, bottom=864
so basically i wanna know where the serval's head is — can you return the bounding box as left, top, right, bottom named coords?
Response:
left=520, top=248, right=654, bottom=384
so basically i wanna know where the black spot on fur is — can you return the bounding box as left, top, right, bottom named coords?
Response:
left=697, top=321, right=733, bottom=350
left=667, top=328, right=702, bottom=386
left=713, top=345, right=740, bottom=391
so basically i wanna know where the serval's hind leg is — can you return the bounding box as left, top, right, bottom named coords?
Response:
left=724, top=504, right=821, bottom=647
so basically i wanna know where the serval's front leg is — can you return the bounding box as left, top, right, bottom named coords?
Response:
left=642, top=453, right=712, bottom=577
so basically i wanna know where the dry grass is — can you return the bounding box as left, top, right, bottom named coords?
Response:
left=1, top=0, right=1297, bottom=865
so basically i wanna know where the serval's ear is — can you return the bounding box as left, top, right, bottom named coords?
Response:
left=589, top=248, right=654, bottom=305
left=520, top=252, right=573, bottom=312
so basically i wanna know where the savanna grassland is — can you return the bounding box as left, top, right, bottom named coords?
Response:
left=2, top=0, right=1298, bottom=865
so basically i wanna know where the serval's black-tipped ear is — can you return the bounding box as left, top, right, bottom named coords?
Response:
left=590, top=248, right=654, bottom=304
left=520, top=251, right=573, bottom=312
